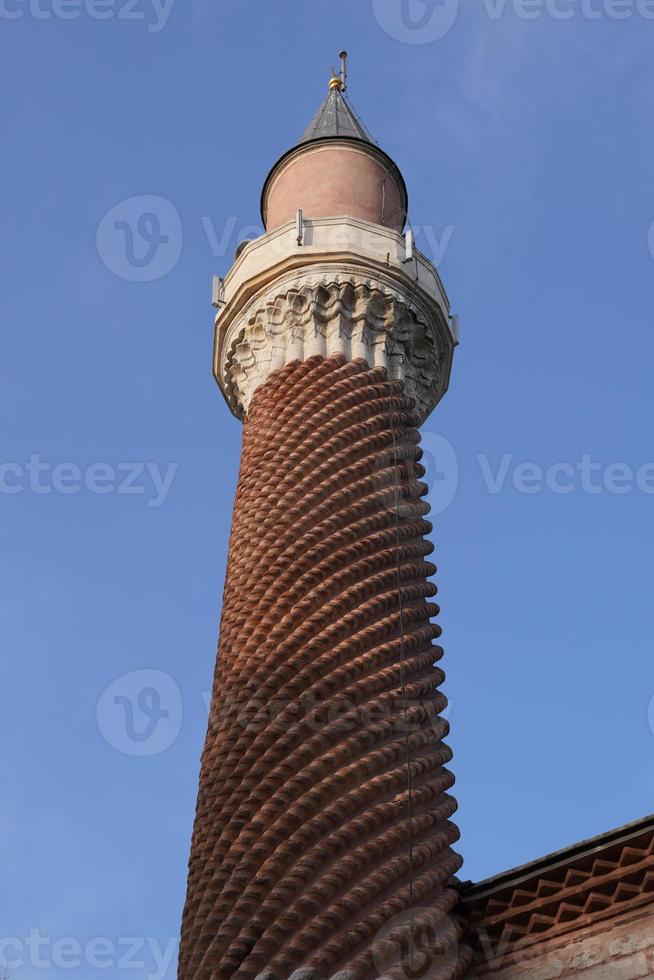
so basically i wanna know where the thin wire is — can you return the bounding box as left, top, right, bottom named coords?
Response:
left=341, top=92, right=380, bottom=146
left=386, top=251, right=423, bottom=974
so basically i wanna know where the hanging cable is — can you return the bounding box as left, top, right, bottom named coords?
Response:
left=386, top=247, right=423, bottom=975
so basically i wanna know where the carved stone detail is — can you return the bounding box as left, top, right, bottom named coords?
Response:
left=218, top=272, right=452, bottom=423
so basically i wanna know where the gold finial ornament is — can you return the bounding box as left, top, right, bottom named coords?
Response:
left=329, top=50, right=348, bottom=93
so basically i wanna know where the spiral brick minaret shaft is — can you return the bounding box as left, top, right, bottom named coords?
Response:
left=180, top=59, right=470, bottom=980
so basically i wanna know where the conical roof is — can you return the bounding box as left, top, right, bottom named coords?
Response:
left=297, top=89, right=375, bottom=146
left=260, top=76, right=408, bottom=230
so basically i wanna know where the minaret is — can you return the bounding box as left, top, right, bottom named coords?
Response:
left=179, top=56, right=471, bottom=980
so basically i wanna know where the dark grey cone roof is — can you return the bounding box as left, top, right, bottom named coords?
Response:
left=297, top=89, right=375, bottom=146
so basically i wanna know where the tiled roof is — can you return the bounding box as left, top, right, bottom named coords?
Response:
left=461, top=814, right=654, bottom=957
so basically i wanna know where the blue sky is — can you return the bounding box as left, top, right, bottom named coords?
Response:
left=2, top=1, right=654, bottom=976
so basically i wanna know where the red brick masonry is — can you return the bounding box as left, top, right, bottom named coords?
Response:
left=461, top=815, right=654, bottom=978
left=179, top=355, right=471, bottom=979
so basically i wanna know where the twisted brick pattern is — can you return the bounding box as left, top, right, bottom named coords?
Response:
left=179, top=354, right=471, bottom=980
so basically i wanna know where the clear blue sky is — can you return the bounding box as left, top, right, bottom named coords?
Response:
left=2, top=1, right=654, bottom=976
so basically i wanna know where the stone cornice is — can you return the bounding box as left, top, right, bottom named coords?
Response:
left=216, top=214, right=450, bottom=319
left=213, top=217, right=455, bottom=424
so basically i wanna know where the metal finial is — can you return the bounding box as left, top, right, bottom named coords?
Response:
left=339, top=50, right=348, bottom=90
left=329, top=50, right=348, bottom=93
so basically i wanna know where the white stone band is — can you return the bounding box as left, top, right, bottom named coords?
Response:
left=213, top=216, right=454, bottom=424
left=218, top=271, right=452, bottom=423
